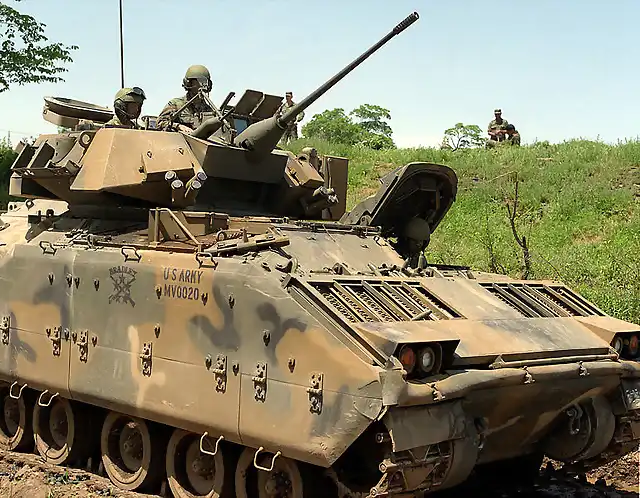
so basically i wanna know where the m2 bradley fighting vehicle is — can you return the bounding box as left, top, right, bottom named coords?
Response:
left=1, top=10, right=640, bottom=498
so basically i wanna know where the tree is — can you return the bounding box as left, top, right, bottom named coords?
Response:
left=442, top=123, right=485, bottom=151
left=301, top=108, right=364, bottom=145
left=349, top=104, right=392, bottom=138
left=0, top=0, right=78, bottom=93
left=350, top=104, right=395, bottom=149
left=302, top=104, right=396, bottom=150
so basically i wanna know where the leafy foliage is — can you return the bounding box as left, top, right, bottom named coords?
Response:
left=0, top=0, right=78, bottom=93
left=350, top=104, right=392, bottom=137
left=302, top=104, right=395, bottom=150
left=301, top=108, right=363, bottom=145
left=442, top=122, right=485, bottom=150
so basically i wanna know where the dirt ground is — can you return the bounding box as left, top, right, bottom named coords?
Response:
left=0, top=448, right=637, bottom=498
left=0, top=449, right=157, bottom=498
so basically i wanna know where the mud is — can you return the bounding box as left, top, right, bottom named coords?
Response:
left=0, top=449, right=636, bottom=498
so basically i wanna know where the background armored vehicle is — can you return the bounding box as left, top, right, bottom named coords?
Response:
left=1, top=11, right=640, bottom=498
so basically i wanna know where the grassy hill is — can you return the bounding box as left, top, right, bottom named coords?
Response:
left=1, top=137, right=639, bottom=324
left=287, top=139, right=640, bottom=325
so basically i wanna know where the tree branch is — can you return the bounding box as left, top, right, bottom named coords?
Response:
left=505, top=172, right=532, bottom=279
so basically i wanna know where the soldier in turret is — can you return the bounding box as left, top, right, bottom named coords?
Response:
left=275, top=91, right=305, bottom=144
left=104, top=87, right=146, bottom=129
left=156, top=65, right=218, bottom=133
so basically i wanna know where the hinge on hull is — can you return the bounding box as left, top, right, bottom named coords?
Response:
left=253, top=362, right=267, bottom=402
left=77, top=330, right=89, bottom=362
left=46, top=326, right=62, bottom=357
left=212, top=354, right=227, bottom=393
left=1, top=316, right=9, bottom=345
left=307, top=372, right=324, bottom=414
left=140, top=342, right=153, bottom=376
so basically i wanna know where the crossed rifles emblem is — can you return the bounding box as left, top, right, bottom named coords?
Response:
left=108, top=266, right=137, bottom=307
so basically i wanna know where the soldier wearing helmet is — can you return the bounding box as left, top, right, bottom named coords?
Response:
left=104, top=87, right=146, bottom=129
left=156, top=64, right=218, bottom=132
left=393, top=217, right=431, bottom=268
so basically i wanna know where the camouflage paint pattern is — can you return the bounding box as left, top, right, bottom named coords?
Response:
left=1, top=10, right=639, bottom=496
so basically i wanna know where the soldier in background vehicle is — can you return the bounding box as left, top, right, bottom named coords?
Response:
left=276, top=91, right=305, bottom=144
left=156, top=65, right=217, bottom=133
left=487, top=108, right=509, bottom=142
left=104, top=87, right=146, bottom=129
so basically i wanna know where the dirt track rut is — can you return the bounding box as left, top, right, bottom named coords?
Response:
left=0, top=449, right=637, bottom=498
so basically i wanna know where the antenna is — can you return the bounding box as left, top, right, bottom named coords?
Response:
left=119, top=0, right=125, bottom=88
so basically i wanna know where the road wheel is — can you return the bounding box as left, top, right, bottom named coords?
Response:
left=100, top=411, right=165, bottom=492
left=33, top=395, right=89, bottom=465
left=0, top=385, right=34, bottom=451
left=235, top=447, right=324, bottom=498
left=166, top=429, right=235, bottom=498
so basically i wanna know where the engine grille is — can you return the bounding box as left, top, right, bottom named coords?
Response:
left=307, top=278, right=462, bottom=323
left=479, top=282, right=604, bottom=318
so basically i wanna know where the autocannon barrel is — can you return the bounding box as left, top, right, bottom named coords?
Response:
left=278, top=11, right=419, bottom=128
left=235, top=11, right=419, bottom=162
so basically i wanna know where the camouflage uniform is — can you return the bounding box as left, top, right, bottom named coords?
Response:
left=156, top=64, right=217, bottom=132
left=156, top=95, right=216, bottom=131
left=506, top=131, right=521, bottom=146
left=487, top=117, right=509, bottom=142
left=276, top=98, right=305, bottom=143
left=104, top=115, right=138, bottom=129
left=487, top=129, right=520, bottom=148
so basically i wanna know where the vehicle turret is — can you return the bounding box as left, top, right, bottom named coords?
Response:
left=8, top=12, right=420, bottom=222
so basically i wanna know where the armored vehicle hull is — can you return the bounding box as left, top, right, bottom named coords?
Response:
left=0, top=159, right=639, bottom=498
left=1, top=10, right=639, bottom=497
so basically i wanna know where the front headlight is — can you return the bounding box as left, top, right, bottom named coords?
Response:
left=613, top=336, right=624, bottom=354
left=398, top=345, right=416, bottom=375
left=394, top=341, right=451, bottom=380
left=418, top=346, right=436, bottom=374
left=612, top=332, right=640, bottom=360
left=628, top=334, right=639, bottom=358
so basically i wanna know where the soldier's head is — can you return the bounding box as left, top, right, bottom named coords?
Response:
left=183, top=65, right=212, bottom=97
left=506, top=124, right=516, bottom=135
left=494, top=108, right=502, bottom=120
left=113, top=87, right=146, bottom=123
left=300, top=146, right=320, bottom=171
left=402, top=217, right=431, bottom=255
left=285, top=91, right=293, bottom=104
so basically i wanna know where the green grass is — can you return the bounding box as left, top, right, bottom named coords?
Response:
left=2, top=137, right=639, bottom=324
left=287, top=138, right=640, bottom=325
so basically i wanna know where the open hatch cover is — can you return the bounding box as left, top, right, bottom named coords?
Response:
left=340, top=162, right=458, bottom=244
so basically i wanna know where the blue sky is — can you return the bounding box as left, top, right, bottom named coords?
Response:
left=0, top=0, right=638, bottom=147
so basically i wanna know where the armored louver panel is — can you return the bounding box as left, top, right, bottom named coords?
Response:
left=308, top=278, right=462, bottom=323
left=479, top=282, right=605, bottom=318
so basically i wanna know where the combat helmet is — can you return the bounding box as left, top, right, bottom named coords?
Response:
left=113, top=86, right=146, bottom=122
left=182, top=64, right=212, bottom=92
left=403, top=216, right=431, bottom=244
